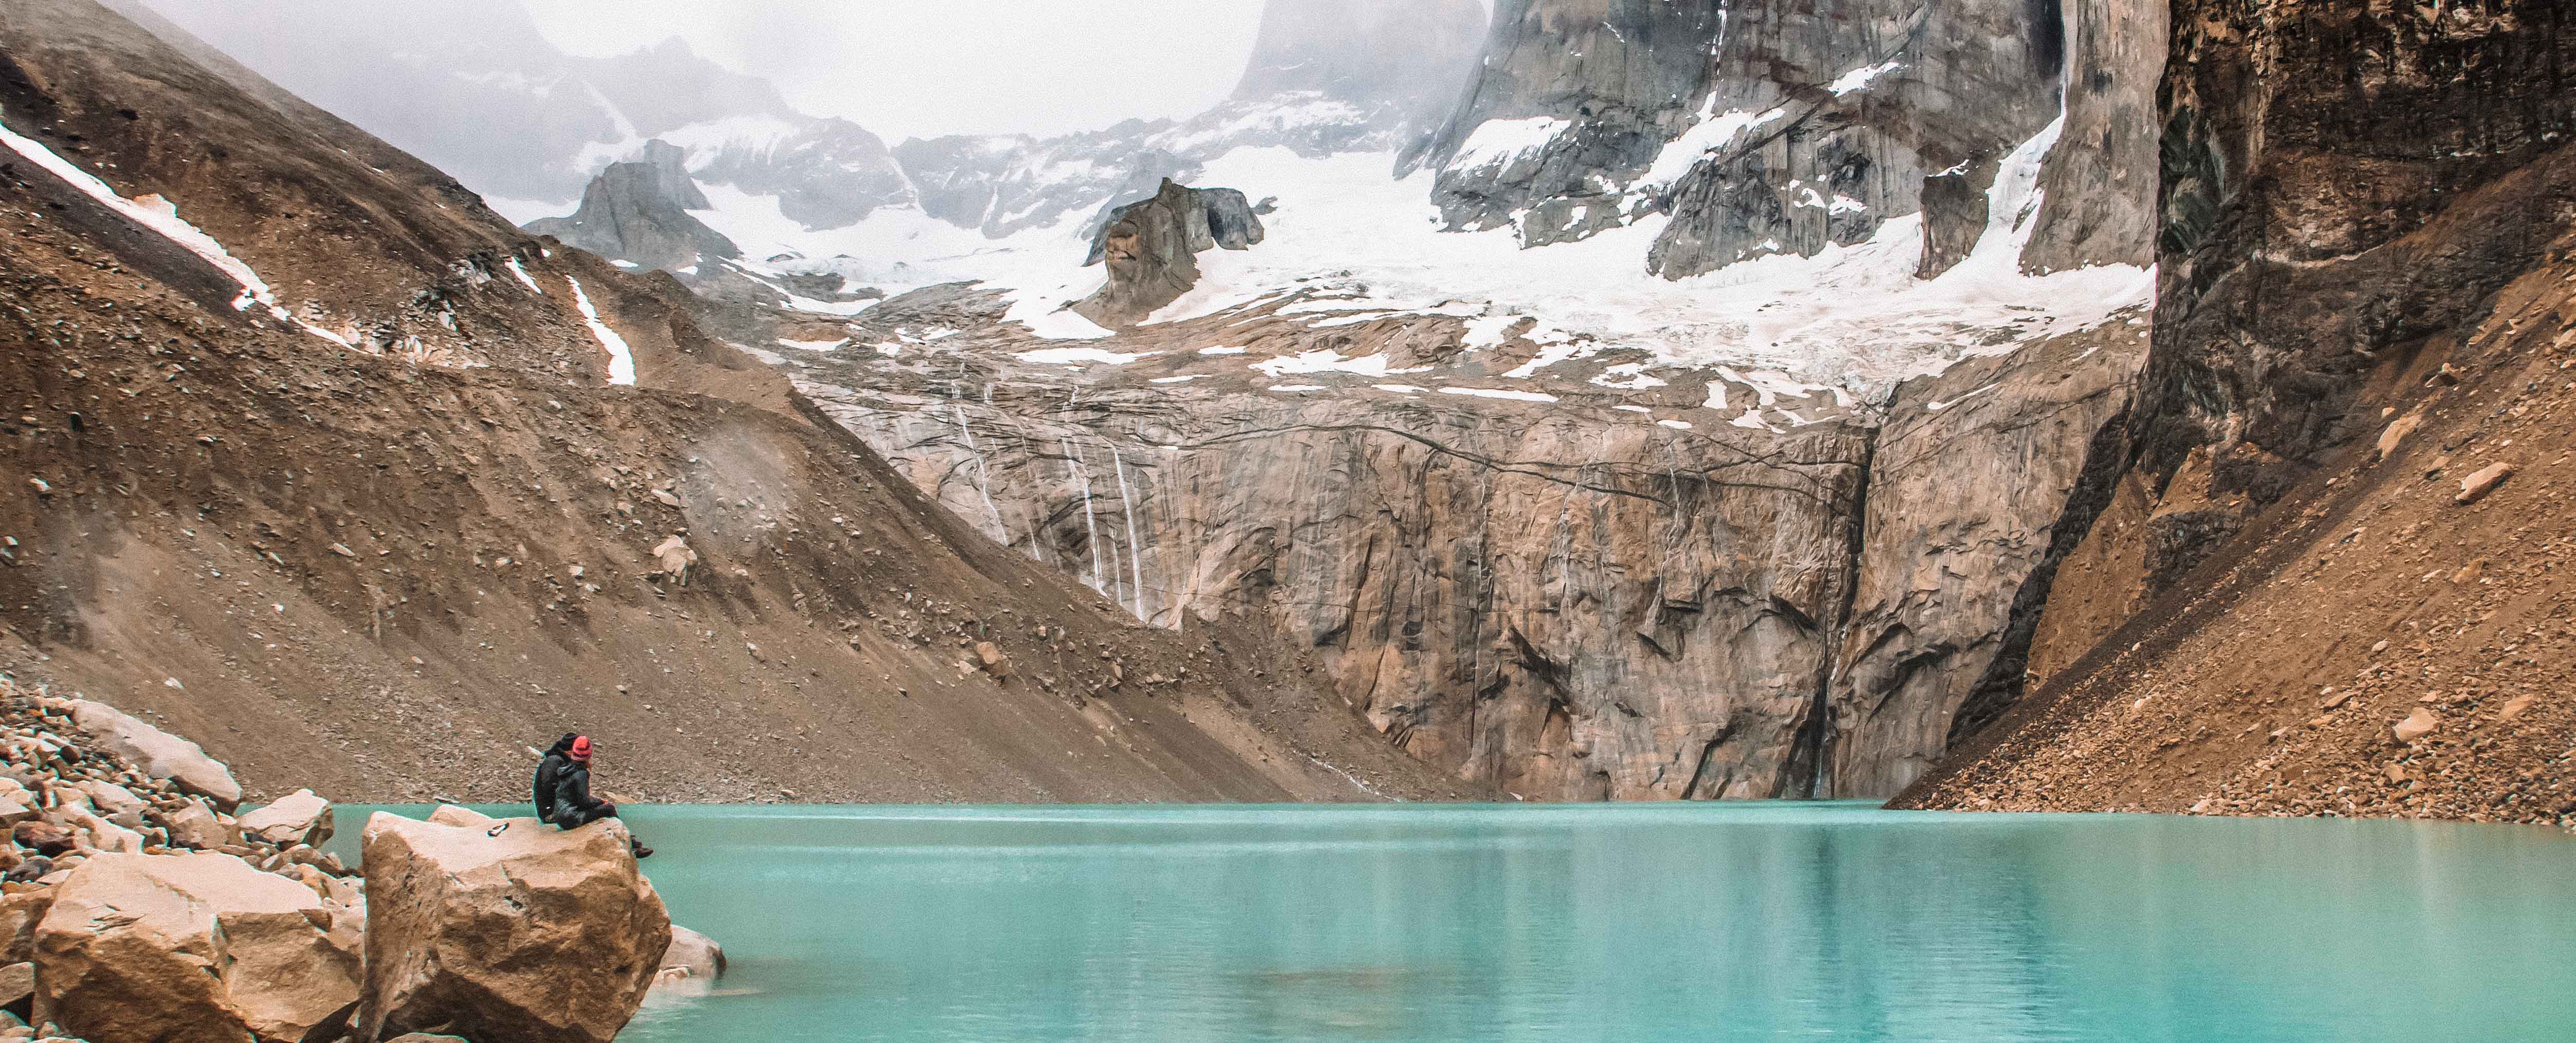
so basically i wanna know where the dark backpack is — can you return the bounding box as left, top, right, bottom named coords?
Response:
left=532, top=753, right=564, bottom=822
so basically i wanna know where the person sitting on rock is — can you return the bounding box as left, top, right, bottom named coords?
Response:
left=534, top=733, right=652, bottom=858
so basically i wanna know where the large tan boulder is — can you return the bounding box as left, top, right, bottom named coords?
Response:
left=361, top=812, right=669, bottom=1043
left=237, top=790, right=333, bottom=848
left=31, top=851, right=362, bottom=1043
left=64, top=700, right=242, bottom=809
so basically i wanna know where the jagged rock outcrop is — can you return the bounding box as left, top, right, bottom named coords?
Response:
left=526, top=139, right=738, bottom=271
left=2019, top=0, right=2165, bottom=272
left=2140, top=0, right=2576, bottom=507
left=1414, top=0, right=2064, bottom=270
left=360, top=811, right=670, bottom=1043
left=1073, top=180, right=1266, bottom=326
left=33, top=852, right=364, bottom=1043
left=1916, top=157, right=1998, bottom=278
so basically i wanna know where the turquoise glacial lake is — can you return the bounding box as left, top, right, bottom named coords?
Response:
left=335, top=802, right=2576, bottom=1041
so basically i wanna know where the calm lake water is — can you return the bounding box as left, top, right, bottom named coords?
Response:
left=333, top=802, right=2576, bottom=1041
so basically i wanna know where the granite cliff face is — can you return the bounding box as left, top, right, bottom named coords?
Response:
left=1412, top=0, right=2066, bottom=274
left=768, top=273, right=2146, bottom=798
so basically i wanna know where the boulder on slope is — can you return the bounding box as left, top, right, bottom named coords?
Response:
left=161, top=800, right=239, bottom=850
left=31, top=851, right=362, bottom=1043
left=361, top=812, right=670, bottom=1043
left=237, top=789, right=333, bottom=848
left=64, top=700, right=242, bottom=809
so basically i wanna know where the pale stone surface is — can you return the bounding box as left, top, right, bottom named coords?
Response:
left=72, top=781, right=143, bottom=818
left=361, top=812, right=669, bottom=1043
left=161, top=801, right=237, bottom=850
left=426, top=804, right=500, bottom=829
left=236, top=789, right=333, bottom=848
left=32, top=852, right=361, bottom=1043
left=49, top=806, right=140, bottom=856
left=0, top=961, right=28, bottom=1009
left=64, top=700, right=241, bottom=808
left=2456, top=462, right=2515, bottom=505
left=2395, top=709, right=2441, bottom=744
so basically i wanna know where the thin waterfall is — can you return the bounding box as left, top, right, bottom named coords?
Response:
left=1112, top=447, right=1145, bottom=620
left=952, top=397, right=1008, bottom=544
left=1064, top=437, right=1106, bottom=596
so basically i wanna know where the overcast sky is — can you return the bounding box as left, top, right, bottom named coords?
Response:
left=519, top=1, right=1278, bottom=140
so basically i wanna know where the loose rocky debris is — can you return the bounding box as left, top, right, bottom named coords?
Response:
left=0, top=679, right=697, bottom=1043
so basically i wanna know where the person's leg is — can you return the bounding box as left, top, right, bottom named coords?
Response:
left=578, top=804, right=652, bottom=857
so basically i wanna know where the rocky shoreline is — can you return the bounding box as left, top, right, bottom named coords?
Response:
left=0, top=678, right=714, bottom=1043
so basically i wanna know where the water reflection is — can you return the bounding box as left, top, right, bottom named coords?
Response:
left=335, top=803, right=2576, bottom=1041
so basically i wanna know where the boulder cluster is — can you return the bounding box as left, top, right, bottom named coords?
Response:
left=0, top=681, right=716, bottom=1043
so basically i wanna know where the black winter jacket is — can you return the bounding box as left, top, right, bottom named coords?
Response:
left=532, top=739, right=610, bottom=827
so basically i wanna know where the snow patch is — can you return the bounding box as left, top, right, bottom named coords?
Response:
left=1440, top=387, right=1559, bottom=404
left=1448, top=117, right=1571, bottom=174
left=1017, top=347, right=1154, bottom=366
left=506, top=258, right=545, bottom=294
left=564, top=277, right=637, bottom=385
left=1253, top=350, right=1422, bottom=379
left=1926, top=383, right=2001, bottom=411
left=1636, top=106, right=1787, bottom=193
left=1830, top=61, right=1905, bottom=96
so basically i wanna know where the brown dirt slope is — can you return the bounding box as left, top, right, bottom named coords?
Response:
left=0, top=0, right=1470, bottom=805
left=1897, top=148, right=2576, bottom=825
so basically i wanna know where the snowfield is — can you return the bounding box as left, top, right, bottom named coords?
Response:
left=677, top=114, right=2150, bottom=402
